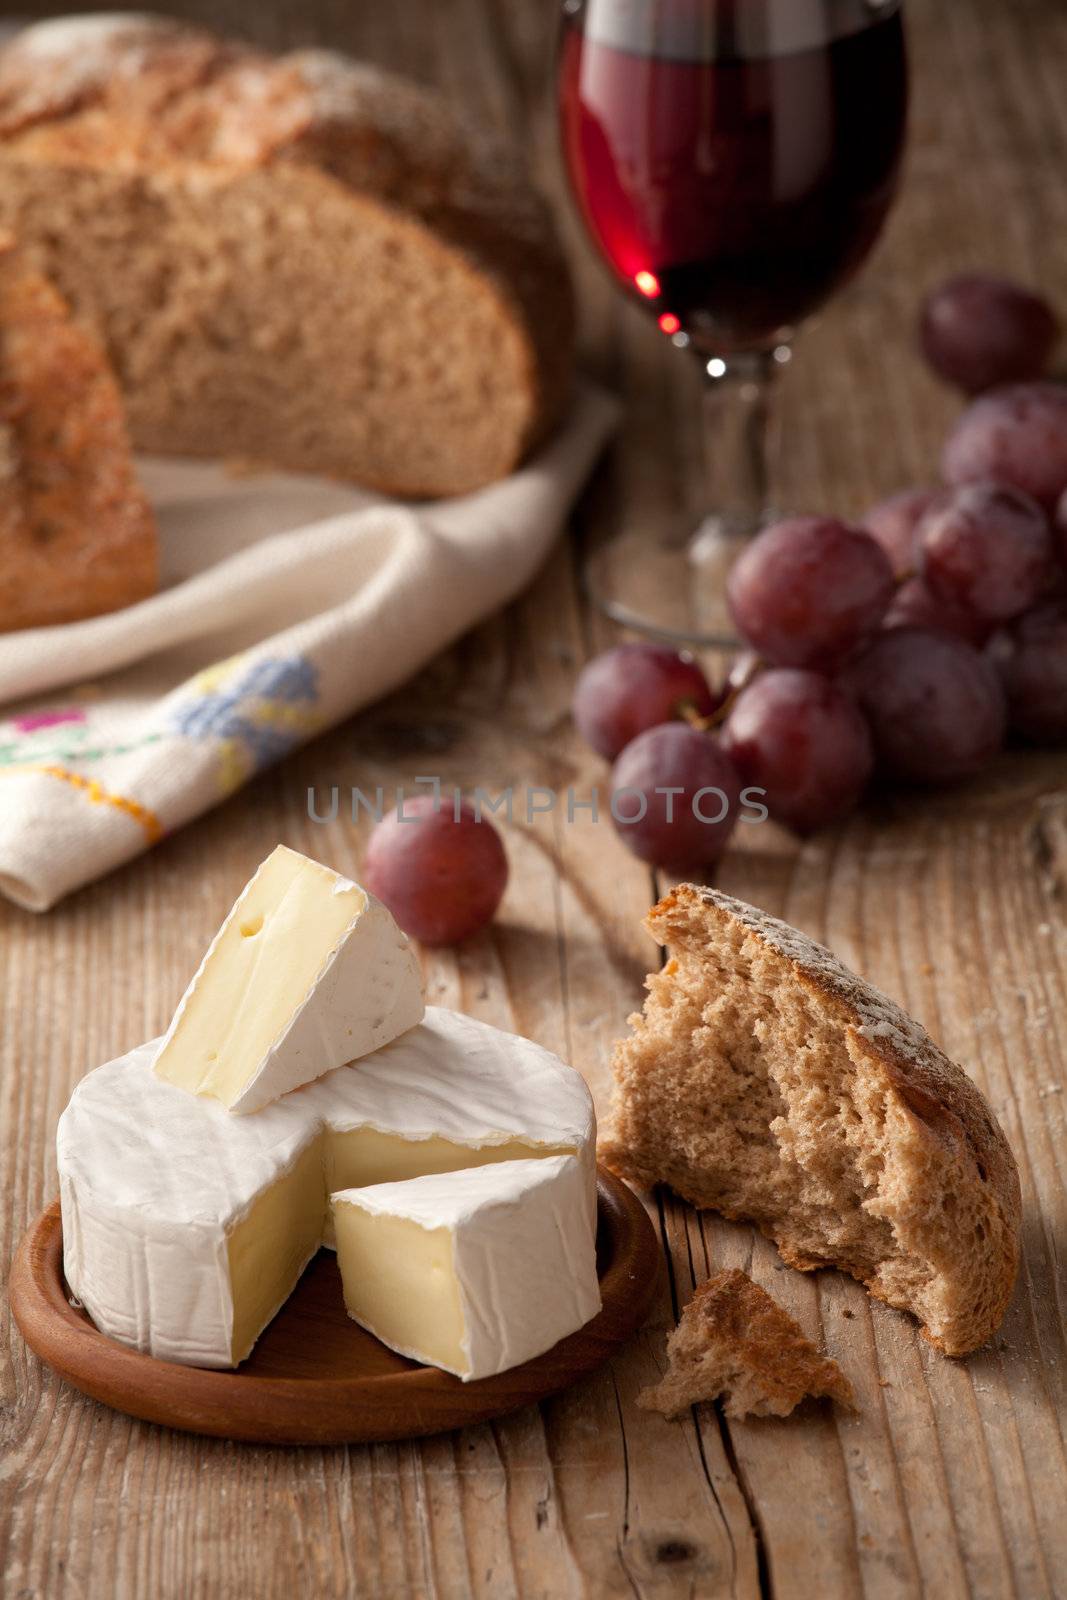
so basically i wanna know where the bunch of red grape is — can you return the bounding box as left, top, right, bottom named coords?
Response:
left=572, top=273, right=1067, bottom=871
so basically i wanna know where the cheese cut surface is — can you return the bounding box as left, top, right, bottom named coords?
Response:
left=226, top=1139, right=325, bottom=1362
left=319, top=1128, right=578, bottom=1249
left=153, top=846, right=424, bottom=1113
left=58, top=1008, right=597, bottom=1367
left=332, top=1157, right=602, bottom=1380
left=334, top=1211, right=467, bottom=1376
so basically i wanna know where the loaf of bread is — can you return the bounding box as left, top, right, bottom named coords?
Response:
left=0, top=235, right=156, bottom=631
left=0, top=15, right=574, bottom=497
left=602, top=886, right=1022, bottom=1357
left=639, top=1268, right=854, bottom=1420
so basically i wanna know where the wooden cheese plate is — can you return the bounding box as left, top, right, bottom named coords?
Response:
left=10, top=1168, right=659, bottom=1445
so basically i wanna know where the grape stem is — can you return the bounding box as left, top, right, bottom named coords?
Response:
left=678, top=654, right=765, bottom=733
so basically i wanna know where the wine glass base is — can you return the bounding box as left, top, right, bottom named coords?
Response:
left=584, top=516, right=767, bottom=651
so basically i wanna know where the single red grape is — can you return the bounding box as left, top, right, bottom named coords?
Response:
left=863, top=490, right=991, bottom=638
left=863, top=488, right=940, bottom=578
left=572, top=642, right=718, bottom=761
left=918, top=481, right=1055, bottom=625
left=363, top=796, right=508, bottom=945
left=942, top=383, right=1067, bottom=511
left=989, top=600, right=1067, bottom=743
left=726, top=517, right=895, bottom=669
left=839, top=627, right=1006, bottom=784
left=609, top=723, right=740, bottom=869
left=882, top=576, right=992, bottom=646
left=920, top=274, right=1059, bottom=395
left=721, top=669, right=872, bottom=834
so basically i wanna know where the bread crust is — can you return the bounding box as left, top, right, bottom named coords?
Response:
left=603, top=885, right=1022, bottom=1357
left=0, top=16, right=574, bottom=493
left=0, top=235, right=156, bottom=630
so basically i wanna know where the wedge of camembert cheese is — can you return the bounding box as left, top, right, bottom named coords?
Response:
left=332, top=1157, right=599, bottom=1380
left=153, top=845, right=423, bottom=1113
left=58, top=1008, right=599, bottom=1371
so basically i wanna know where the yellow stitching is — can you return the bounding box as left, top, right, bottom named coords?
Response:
left=250, top=702, right=320, bottom=732
left=188, top=651, right=248, bottom=696
left=247, top=705, right=323, bottom=747
left=216, top=738, right=249, bottom=797
left=2, top=764, right=164, bottom=844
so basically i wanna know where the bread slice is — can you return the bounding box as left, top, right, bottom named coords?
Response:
left=639, top=1268, right=854, bottom=1420
left=0, top=236, right=156, bottom=631
left=601, top=886, right=1021, bottom=1357
left=0, top=16, right=574, bottom=497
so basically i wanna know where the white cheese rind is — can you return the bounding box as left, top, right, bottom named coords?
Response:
left=57, top=1008, right=597, bottom=1368
left=229, top=892, right=425, bottom=1114
left=332, top=1156, right=602, bottom=1379
left=152, top=848, right=425, bottom=1114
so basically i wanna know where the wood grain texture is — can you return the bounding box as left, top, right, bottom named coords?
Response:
left=1, top=0, right=1066, bottom=1596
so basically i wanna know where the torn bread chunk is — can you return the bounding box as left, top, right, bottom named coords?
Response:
left=601, top=886, right=1021, bottom=1358
left=639, top=1268, right=854, bottom=1420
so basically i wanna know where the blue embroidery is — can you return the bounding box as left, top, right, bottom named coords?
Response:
left=171, top=654, right=321, bottom=777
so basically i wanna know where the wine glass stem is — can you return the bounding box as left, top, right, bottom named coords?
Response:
left=698, top=346, right=783, bottom=540
left=684, top=346, right=784, bottom=647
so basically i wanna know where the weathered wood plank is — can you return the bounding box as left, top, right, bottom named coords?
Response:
left=3, top=0, right=1067, bottom=1596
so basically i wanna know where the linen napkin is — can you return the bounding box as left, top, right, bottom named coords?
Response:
left=0, top=386, right=616, bottom=912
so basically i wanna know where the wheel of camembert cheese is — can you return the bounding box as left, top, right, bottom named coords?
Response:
left=57, top=1008, right=599, bottom=1377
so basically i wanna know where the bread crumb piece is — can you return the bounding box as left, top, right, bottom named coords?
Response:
left=638, top=1268, right=855, bottom=1421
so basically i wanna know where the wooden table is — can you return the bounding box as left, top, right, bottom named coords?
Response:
left=3, top=1, right=1067, bottom=1595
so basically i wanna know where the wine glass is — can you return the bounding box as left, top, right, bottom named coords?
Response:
left=558, top=0, right=909, bottom=645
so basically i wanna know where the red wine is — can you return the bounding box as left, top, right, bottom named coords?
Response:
left=559, top=0, right=907, bottom=351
